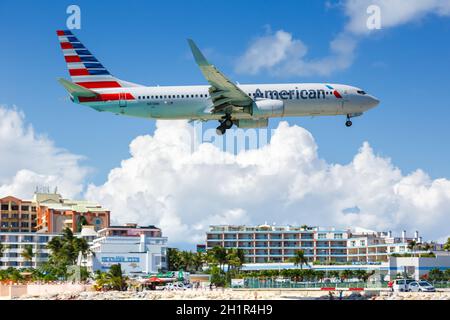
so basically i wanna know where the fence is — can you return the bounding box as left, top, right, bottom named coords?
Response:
left=239, top=278, right=450, bottom=289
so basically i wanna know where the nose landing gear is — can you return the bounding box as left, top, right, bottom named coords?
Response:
left=345, top=114, right=353, bottom=127
left=216, top=114, right=233, bottom=135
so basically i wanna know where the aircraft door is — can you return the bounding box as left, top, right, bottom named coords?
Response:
left=119, top=92, right=127, bottom=108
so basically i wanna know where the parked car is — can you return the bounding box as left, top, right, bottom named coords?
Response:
left=408, top=281, right=436, bottom=292
left=393, top=279, right=415, bottom=292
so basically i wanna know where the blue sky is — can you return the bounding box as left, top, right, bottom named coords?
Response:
left=1, top=1, right=450, bottom=185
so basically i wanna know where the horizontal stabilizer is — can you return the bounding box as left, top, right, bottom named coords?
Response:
left=58, top=78, right=98, bottom=97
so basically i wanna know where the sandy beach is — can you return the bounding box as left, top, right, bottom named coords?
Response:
left=10, top=288, right=450, bottom=300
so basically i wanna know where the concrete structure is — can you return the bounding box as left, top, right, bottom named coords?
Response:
left=240, top=253, right=450, bottom=281
left=0, top=226, right=99, bottom=270
left=88, top=224, right=168, bottom=276
left=206, top=224, right=422, bottom=264
left=387, top=253, right=450, bottom=280
left=0, top=191, right=110, bottom=234
left=0, top=196, right=37, bottom=232
left=34, top=192, right=110, bottom=233
left=0, top=232, right=59, bottom=269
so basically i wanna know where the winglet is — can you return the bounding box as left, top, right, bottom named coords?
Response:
left=187, top=39, right=210, bottom=66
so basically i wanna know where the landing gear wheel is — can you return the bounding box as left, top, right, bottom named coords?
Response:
left=345, top=120, right=353, bottom=127
left=216, top=125, right=226, bottom=135
left=224, top=119, right=233, bottom=129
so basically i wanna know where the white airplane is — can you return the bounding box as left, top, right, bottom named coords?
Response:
left=57, top=30, right=380, bottom=135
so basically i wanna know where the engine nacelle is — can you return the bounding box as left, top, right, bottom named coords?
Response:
left=236, top=119, right=269, bottom=128
left=252, top=99, right=284, bottom=116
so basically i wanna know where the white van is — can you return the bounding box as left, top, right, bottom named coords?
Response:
left=393, top=279, right=415, bottom=292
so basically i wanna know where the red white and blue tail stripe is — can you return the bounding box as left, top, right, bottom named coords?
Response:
left=56, top=30, right=140, bottom=89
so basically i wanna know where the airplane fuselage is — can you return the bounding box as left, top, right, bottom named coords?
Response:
left=77, top=83, right=379, bottom=121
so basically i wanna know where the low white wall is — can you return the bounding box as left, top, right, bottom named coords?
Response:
left=0, top=283, right=93, bottom=298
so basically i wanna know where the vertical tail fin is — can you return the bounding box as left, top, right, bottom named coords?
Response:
left=56, top=30, right=141, bottom=89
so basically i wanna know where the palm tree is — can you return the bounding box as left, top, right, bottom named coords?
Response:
left=192, top=251, right=205, bottom=272
left=443, top=238, right=450, bottom=251
left=289, top=250, right=309, bottom=269
left=0, top=242, right=8, bottom=267
left=180, top=251, right=194, bottom=272
left=44, top=227, right=91, bottom=279
left=21, top=244, right=34, bottom=267
left=167, top=248, right=182, bottom=270
left=209, top=246, right=227, bottom=272
left=340, top=269, right=354, bottom=281
left=408, top=240, right=417, bottom=257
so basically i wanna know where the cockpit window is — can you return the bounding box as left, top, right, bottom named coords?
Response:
left=357, top=90, right=367, bottom=95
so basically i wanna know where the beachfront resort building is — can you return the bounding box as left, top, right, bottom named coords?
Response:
left=0, top=191, right=110, bottom=234
left=34, top=192, right=110, bottom=233
left=206, top=224, right=422, bottom=264
left=0, top=232, right=58, bottom=269
left=0, top=196, right=37, bottom=233
left=0, top=226, right=102, bottom=270
left=88, top=224, right=168, bottom=276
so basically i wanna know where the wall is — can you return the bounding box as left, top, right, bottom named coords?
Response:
left=0, top=283, right=92, bottom=298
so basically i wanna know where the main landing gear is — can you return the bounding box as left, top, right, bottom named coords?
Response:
left=216, top=114, right=233, bottom=135
left=345, top=114, right=353, bottom=127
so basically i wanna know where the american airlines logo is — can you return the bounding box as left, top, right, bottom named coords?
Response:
left=254, top=86, right=342, bottom=100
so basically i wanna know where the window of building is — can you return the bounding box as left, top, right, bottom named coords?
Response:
left=11, top=205, right=19, bottom=211
left=31, top=207, right=36, bottom=212
left=318, top=233, right=326, bottom=239
left=334, top=233, right=343, bottom=239
left=1, top=204, right=8, bottom=210
left=1, top=214, right=8, bottom=219
left=21, top=205, right=29, bottom=211
left=360, top=240, right=366, bottom=246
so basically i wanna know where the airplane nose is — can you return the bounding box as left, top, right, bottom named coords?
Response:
left=367, top=95, right=380, bottom=108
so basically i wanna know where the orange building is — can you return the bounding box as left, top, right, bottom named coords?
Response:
left=34, top=192, right=110, bottom=233
left=0, top=192, right=110, bottom=233
left=0, top=196, right=37, bottom=232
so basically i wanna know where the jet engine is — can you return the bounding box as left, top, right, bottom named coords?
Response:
left=251, top=99, right=284, bottom=116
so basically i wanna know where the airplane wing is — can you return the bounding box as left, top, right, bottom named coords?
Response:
left=187, top=39, right=253, bottom=115
left=58, top=78, right=98, bottom=97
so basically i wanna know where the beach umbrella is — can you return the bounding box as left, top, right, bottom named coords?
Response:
left=148, top=277, right=163, bottom=282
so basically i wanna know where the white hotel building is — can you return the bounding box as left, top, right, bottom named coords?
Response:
left=206, top=224, right=421, bottom=264
left=0, top=232, right=59, bottom=269
left=88, top=224, right=168, bottom=276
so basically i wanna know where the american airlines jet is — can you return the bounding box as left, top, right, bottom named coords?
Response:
left=56, top=30, right=380, bottom=135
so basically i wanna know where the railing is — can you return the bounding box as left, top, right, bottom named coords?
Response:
left=239, top=278, right=450, bottom=289
left=241, top=278, right=388, bottom=289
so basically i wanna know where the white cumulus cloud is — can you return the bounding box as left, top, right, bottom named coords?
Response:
left=344, top=0, right=450, bottom=34
left=0, top=105, right=89, bottom=198
left=86, top=120, right=450, bottom=245
left=235, top=1, right=450, bottom=77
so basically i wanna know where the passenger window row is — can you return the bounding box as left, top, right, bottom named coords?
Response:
left=138, top=93, right=210, bottom=100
